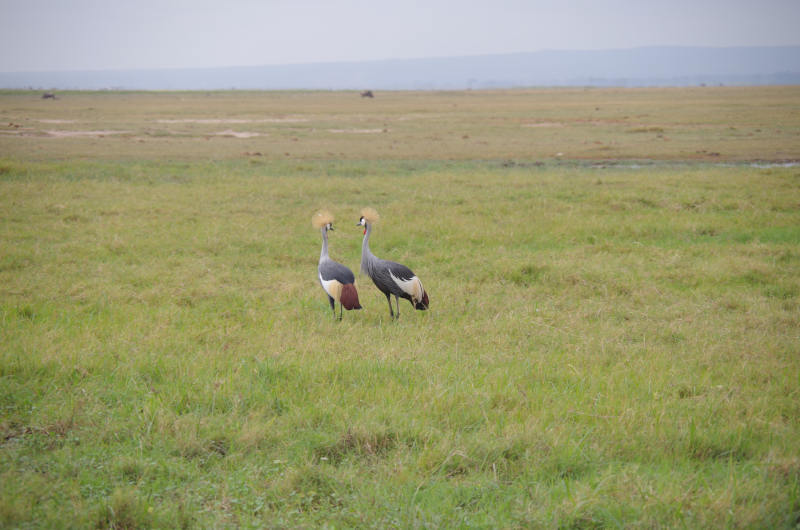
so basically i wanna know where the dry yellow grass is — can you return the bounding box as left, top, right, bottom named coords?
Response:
left=1, top=86, right=798, bottom=162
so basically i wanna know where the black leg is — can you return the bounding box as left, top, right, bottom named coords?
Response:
left=394, top=295, right=400, bottom=318
left=328, top=296, right=336, bottom=317
left=339, top=302, right=343, bottom=321
left=385, top=292, right=394, bottom=318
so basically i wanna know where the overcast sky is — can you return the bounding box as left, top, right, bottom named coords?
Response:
left=1, top=0, right=798, bottom=72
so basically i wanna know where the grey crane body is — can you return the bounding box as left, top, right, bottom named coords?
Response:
left=317, top=224, right=361, bottom=319
left=359, top=218, right=428, bottom=319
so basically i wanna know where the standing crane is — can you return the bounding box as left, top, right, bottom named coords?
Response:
left=357, top=207, right=429, bottom=319
left=313, top=211, right=361, bottom=319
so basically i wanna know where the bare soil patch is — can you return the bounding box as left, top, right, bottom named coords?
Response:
left=522, top=122, right=566, bottom=128
left=329, top=128, right=386, bottom=134
left=44, top=130, right=130, bottom=138
left=157, top=118, right=307, bottom=124
left=212, top=130, right=261, bottom=138
left=0, top=129, right=129, bottom=137
left=37, top=119, right=77, bottom=124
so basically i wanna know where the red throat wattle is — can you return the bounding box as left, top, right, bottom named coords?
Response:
left=363, top=228, right=366, bottom=235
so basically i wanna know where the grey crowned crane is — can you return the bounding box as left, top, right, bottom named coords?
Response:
left=357, top=207, right=429, bottom=319
left=313, top=211, right=361, bottom=319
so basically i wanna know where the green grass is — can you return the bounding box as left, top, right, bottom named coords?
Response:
left=2, top=159, right=799, bottom=527
left=2, top=88, right=800, bottom=527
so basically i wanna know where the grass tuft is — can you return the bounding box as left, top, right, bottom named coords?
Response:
left=314, top=427, right=398, bottom=464
left=95, top=488, right=153, bottom=530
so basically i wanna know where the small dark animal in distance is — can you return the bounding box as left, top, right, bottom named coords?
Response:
left=360, top=90, right=374, bottom=98
left=42, top=93, right=57, bottom=100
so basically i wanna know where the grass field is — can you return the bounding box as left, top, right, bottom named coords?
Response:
left=1, top=88, right=800, bottom=527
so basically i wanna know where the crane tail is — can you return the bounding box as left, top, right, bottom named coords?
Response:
left=340, top=283, right=362, bottom=310
left=412, top=279, right=429, bottom=310
left=414, top=289, right=429, bottom=310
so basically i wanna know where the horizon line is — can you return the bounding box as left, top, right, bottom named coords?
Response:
left=2, top=44, right=800, bottom=75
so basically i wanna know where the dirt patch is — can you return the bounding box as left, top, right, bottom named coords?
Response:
left=0, top=129, right=128, bottom=137
left=37, top=119, right=76, bottom=124
left=157, top=118, right=307, bottom=124
left=395, top=114, right=444, bottom=121
left=522, top=122, right=566, bottom=128
left=44, top=130, right=129, bottom=138
left=212, top=130, right=261, bottom=138
left=329, top=128, right=386, bottom=134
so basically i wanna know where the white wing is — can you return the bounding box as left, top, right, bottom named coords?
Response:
left=388, top=270, right=422, bottom=300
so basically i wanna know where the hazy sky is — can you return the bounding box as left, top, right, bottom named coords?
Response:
left=1, top=0, right=798, bottom=72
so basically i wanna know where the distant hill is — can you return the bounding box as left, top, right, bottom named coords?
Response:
left=2, top=46, right=799, bottom=90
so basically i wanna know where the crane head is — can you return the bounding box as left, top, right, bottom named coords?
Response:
left=358, top=207, right=379, bottom=234
left=312, top=210, right=334, bottom=231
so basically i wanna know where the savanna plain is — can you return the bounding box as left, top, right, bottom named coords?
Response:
left=1, top=87, right=799, bottom=528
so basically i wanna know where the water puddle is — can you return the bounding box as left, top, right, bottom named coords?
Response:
left=748, top=161, right=799, bottom=168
